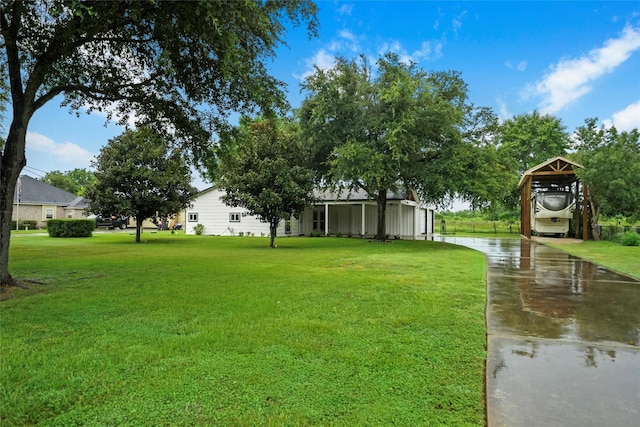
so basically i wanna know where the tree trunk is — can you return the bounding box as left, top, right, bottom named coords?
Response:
left=583, top=188, right=601, bottom=241
left=136, top=218, right=143, bottom=243
left=375, top=189, right=387, bottom=241
left=269, top=218, right=278, bottom=248
left=589, top=201, right=601, bottom=242
left=1, top=119, right=29, bottom=286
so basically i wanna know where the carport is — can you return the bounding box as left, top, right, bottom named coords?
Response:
left=518, top=156, right=588, bottom=240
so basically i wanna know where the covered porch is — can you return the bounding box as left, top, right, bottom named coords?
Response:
left=297, top=189, right=432, bottom=239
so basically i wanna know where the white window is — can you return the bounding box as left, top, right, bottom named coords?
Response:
left=45, top=208, right=54, bottom=220
left=188, top=212, right=198, bottom=222
left=229, top=212, right=241, bottom=222
left=66, top=211, right=73, bottom=218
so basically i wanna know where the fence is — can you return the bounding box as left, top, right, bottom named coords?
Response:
left=598, top=225, right=640, bottom=241
left=438, top=220, right=520, bottom=235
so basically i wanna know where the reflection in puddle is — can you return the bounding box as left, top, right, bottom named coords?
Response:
left=438, top=236, right=640, bottom=347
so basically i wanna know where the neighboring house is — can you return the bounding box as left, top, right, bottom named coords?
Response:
left=184, top=187, right=435, bottom=239
left=12, top=175, right=88, bottom=228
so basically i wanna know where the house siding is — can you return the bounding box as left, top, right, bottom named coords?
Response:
left=184, top=189, right=295, bottom=237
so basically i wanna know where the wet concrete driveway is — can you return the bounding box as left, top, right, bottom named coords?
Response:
left=438, top=237, right=640, bottom=427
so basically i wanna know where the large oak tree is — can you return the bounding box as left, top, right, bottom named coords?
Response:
left=0, top=0, right=317, bottom=286
left=497, top=111, right=571, bottom=210
left=299, top=53, right=481, bottom=240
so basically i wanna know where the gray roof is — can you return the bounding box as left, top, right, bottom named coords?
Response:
left=68, top=196, right=88, bottom=208
left=195, top=185, right=415, bottom=203
left=14, top=175, right=88, bottom=208
left=313, top=188, right=412, bottom=202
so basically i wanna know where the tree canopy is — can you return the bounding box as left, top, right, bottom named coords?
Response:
left=299, top=53, right=488, bottom=240
left=84, top=128, right=198, bottom=243
left=573, top=118, right=640, bottom=240
left=498, top=111, right=570, bottom=172
left=218, top=117, right=316, bottom=248
left=0, top=0, right=318, bottom=285
left=43, top=168, right=96, bottom=196
left=497, top=111, right=570, bottom=210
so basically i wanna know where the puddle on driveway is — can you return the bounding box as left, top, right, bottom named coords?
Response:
left=488, top=336, right=639, bottom=427
left=438, top=236, right=640, bottom=427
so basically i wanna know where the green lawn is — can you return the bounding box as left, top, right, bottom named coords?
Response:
left=543, top=240, right=640, bottom=280
left=1, top=234, right=487, bottom=426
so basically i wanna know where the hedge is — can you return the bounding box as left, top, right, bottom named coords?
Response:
left=46, top=219, right=95, bottom=237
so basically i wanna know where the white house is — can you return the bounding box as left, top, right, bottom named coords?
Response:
left=184, top=187, right=296, bottom=236
left=185, top=187, right=435, bottom=239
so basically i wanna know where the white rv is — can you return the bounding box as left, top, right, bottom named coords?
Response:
left=531, top=191, right=575, bottom=236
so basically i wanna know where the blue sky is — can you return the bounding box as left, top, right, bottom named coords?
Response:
left=12, top=1, right=640, bottom=190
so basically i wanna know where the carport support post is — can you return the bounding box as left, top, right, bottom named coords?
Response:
left=361, top=203, right=366, bottom=237
left=520, top=177, right=532, bottom=238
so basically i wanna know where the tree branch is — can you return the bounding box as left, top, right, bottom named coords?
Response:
left=24, top=3, right=131, bottom=106
left=1, top=3, right=26, bottom=107
left=34, top=67, right=163, bottom=111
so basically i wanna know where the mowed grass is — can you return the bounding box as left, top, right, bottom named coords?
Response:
left=543, top=240, right=640, bottom=280
left=1, top=234, right=487, bottom=426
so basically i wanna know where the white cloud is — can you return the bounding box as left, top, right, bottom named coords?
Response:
left=329, top=29, right=361, bottom=52
left=533, top=25, right=640, bottom=114
left=505, top=60, right=527, bottom=71
left=298, top=28, right=442, bottom=80
left=26, top=131, right=95, bottom=167
left=496, top=99, right=512, bottom=123
left=297, top=29, right=362, bottom=79
left=295, top=49, right=336, bottom=80
left=379, top=40, right=402, bottom=57
left=308, top=49, right=336, bottom=71
left=603, top=100, right=640, bottom=131
left=452, top=10, right=467, bottom=35
left=336, top=3, right=353, bottom=16
left=412, top=41, right=443, bottom=62
left=338, top=29, right=356, bottom=42
left=379, top=40, right=443, bottom=65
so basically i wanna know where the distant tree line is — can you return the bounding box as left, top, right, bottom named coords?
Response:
left=44, top=68, right=640, bottom=245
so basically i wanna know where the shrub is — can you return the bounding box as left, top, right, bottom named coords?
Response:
left=193, top=224, right=205, bottom=235
left=46, top=219, right=94, bottom=237
left=620, top=231, right=640, bottom=246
